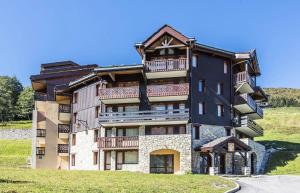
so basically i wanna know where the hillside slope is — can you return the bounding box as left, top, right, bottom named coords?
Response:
left=256, top=107, right=300, bottom=175
left=264, top=88, right=300, bottom=107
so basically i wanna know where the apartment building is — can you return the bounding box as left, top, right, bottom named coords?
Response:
left=30, top=25, right=268, bottom=175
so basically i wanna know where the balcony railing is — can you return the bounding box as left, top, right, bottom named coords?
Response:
left=59, top=104, right=71, bottom=113
left=58, top=124, right=71, bottom=133
left=241, top=116, right=263, bottom=136
left=36, top=147, right=45, bottom=155
left=98, top=136, right=139, bottom=149
left=147, top=83, right=189, bottom=97
left=145, top=58, right=187, bottom=72
left=256, top=105, right=264, bottom=118
left=99, top=86, right=139, bottom=100
left=36, top=129, right=46, bottom=137
left=233, top=71, right=255, bottom=88
left=58, top=144, right=68, bottom=154
left=235, top=94, right=256, bottom=111
left=34, top=92, right=47, bottom=101
left=99, top=109, right=189, bottom=124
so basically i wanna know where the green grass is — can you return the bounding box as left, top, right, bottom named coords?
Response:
left=0, top=140, right=235, bottom=193
left=0, top=169, right=235, bottom=193
left=0, top=140, right=31, bottom=167
left=0, top=120, right=32, bottom=129
left=256, top=107, right=300, bottom=175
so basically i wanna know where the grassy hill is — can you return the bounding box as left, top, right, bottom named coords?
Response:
left=0, top=120, right=32, bottom=129
left=256, top=107, right=300, bottom=175
left=264, top=88, right=300, bottom=107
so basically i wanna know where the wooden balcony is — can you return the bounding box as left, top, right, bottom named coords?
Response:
left=99, top=86, right=140, bottom=104
left=98, top=136, right=139, bottom=150
left=99, top=109, right=189, bottom=127
left=145, top=58, right=187, bottom=79
left=235, top=116, right=263, bottom=137
left=58, top=144, right=68, bottom=156
left=234, top=71, right=255, bottom=94
left=147, top=83, right=189, bottom=102
left=58, top=104, right=71, bottom=122
left=58, top=124, right=70, bottom=139
left=234, top=94, right=256, bottom=114
left=36, top=129, right=46, bottom=145
left=36, top=147, right=45, bottom=156
left=36, top=129, right=46, bottom=137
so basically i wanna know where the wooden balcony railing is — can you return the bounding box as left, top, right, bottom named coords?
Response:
left=34, top=92, right=47, bottom=101
left=235, top=94, right=256, bottom=111
left=147, top=83, right=189, bottom=97
left=233, top=71, right=255, bottom=88
left=99, top=86, right=139, bottom=100
left=99, top=109, right=189, bottom=124
left=59, top=104, right=71, bottom=113
left=57, top=144, right=68, bottom=154
left=58, top=124, right=71, bottom=133
left=241, top=116, right=263, bottom=136
left=145, top=58, right=187, bottom=72
left=36, top=129, right=46, bottom=137
left=98, top=136, right=139, bottom=149
left=36, top=147, right=45, bottom=155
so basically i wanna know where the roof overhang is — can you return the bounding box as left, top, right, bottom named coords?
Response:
left=196, top=136, right=251, bottom=153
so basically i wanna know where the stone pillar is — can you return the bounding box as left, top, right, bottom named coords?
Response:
left=225, top=153, right=233, bottom=174
left=99, top=150, right=105, bottom=171
left=209, top=167, right=219, bottom=175
left=242, top=166, right=251, bottom=176
left=111, top=151, right=116, bottom=171
left=209, top=153, right=219, bottom=175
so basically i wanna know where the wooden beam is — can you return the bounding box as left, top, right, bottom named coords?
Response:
left=109, top=73, right=115, bottom=82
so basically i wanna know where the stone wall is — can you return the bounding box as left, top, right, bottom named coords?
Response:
left=241, top=138, right=266, bottom=174
left=0, top=128, right=32, bottom=139
left=139, top=133, right=192, bottom=174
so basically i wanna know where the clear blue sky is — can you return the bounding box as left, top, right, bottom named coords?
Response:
left=0, top=0, right=299, bottom=88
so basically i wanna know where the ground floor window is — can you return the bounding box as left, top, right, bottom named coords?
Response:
left=71, top=154, right=75, bottom=166
left=93, top=151, right=98, bottom=165
left=150, top=154, right=174, bottom=174
left=116, top=150, right=138, bottom=170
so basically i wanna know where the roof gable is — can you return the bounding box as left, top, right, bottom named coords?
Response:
left=143, top=25, right=190, bottom=48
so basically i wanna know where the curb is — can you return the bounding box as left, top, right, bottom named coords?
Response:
left=224, top=179, right=241, bottom=193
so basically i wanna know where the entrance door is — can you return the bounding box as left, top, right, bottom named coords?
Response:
left=104, top=151, right=111, bottom=170
left=150, top=154, right=174, bottom=174
left=116, top=151, right=123, bottom=170
left=219, top=154, right=226, bottom=174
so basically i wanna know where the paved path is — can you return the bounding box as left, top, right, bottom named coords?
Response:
left=237, top=175, right=300, bottom=193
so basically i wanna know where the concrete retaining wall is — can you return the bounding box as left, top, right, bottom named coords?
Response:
left=0, top=128, right=32, bottom=139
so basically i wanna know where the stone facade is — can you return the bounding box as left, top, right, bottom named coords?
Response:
left=139, top=133, right=192, bottom=174
left=241, top=138, right=266, bottom=174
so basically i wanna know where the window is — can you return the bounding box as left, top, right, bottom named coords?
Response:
left=198, top=80, right=205, bottom=92
left=224, top=61, right=228, bottom=74
left=217, top=83, right=224, bottom=95
left=96, top=84, right=100, bottom=96
left=73, top=93, right=78, bottom=103
left=95, top=106, right=100, bottom=118
left=124, top=151, right=138, bottom=164
left=192, top=55, right=198, bottom=67
left=199, top=102, right=205, bottom=115
left=73, top=113, right=77, bottom=123
left=71, top=154, right=75, bottom=166
left=194, top=126, right=200, bottom=140
left=217, top=104, right=224, bottom=117
left=72, top=134, right=76, bottom=146
left=93, top=151, right=98, bottom=165
left=94, top=129, right=99, bottom=142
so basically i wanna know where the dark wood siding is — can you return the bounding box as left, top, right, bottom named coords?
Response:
left=190, top=52, right=232, bottom=126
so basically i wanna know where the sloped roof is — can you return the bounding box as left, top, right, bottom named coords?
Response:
left=142, top=24, right=192, bottom=48
left=196, top=136, right=251, bottom=152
